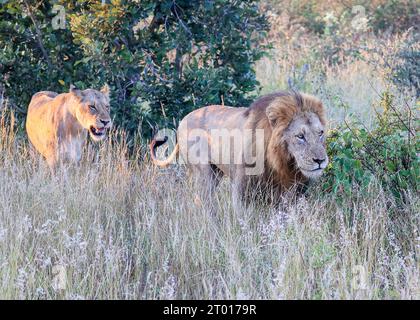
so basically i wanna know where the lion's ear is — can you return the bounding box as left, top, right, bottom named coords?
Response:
left=266, top=98, right=296, bottom=129
left=100, top=84, right=110, bottom=97
left=69, top=84, right=83, bottom=99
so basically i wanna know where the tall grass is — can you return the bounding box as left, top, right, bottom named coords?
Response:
left=0, top=11, right=418, bottom=298
left=0, top=106, right=418, bottom=299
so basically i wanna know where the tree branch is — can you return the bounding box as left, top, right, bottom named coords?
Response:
left=22, top=0, right=53, bottom=70
left=148, top=2, right=164, bottom=33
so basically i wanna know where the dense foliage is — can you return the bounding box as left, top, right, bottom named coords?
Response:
left=265, top=0, right=419, bottom=36
left=0, top=0, right=269, bottom=135
left=391, top=34, right=420, bottom=98
left=323, top=92, right=419, bottom=202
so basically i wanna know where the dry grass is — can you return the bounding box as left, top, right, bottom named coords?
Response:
left=0, top=107, right=418, bottom=299
left=0, top=21, right=418, bottom=299
left=255, top=30, right=418, bottom=128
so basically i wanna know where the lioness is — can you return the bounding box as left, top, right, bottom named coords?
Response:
left=150, top=91, right=328, bottom=202
left=26, top=85, right=112, bottom=168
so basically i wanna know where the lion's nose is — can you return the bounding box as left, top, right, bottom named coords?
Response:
left=100, top=120, right=110, bottom=126
left=313, top=158, right=325, bottom=165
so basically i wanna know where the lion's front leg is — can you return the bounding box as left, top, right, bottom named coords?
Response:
left=189, top=164, right=222, bottom=211
left=45, top=155, right=58, bottom=172
left=231, top=167, right=249, bottom=213
left=58, top=137, right=85, bottom=165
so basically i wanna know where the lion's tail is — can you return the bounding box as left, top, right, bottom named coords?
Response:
left=149, top=136, right=179, bottom=168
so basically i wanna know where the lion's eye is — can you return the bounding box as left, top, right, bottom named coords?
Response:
left=89, top=105, right=96, bottom=111
left=296, top=134, right=305, bottom=141
left=319, top=130, right=324, bottom=137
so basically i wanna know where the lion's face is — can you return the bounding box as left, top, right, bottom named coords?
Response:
left=70, top=85, right=112, bottom=142
left=283, top=112, right=328, bottom=179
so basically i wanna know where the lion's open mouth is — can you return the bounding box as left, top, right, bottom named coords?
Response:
left=89, top=126, right=105, bottom=137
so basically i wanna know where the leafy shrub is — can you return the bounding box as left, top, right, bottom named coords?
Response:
left=391, top=34, right=420, bottom=98
left=370, top=0, right=419, bottom=34
left=0, top=0, right=269, bottom=137
left=365, top=30, right=420, bottom=98
left=299, top=1, right=326, bottom=35
left=0, top=0, right=80, bottom=126
left=266, top=0, right=419, bottom=35
left=322, top=91, right=418, bottom=202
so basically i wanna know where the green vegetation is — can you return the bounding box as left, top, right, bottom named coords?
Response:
left=324, top=91, right=419, bottom=201
left=0, top=0, right=418, bottom=299
left=0, top=0, right=269, bottom=135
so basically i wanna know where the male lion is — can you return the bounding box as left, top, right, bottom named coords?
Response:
left=26, top=85, right=112, bottom=168
left=150, top=91, right=328, bottom=203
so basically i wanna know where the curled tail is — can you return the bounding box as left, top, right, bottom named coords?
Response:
left=149, top=136, right=179, bottom=167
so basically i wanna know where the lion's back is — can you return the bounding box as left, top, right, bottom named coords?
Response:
left=26, top=91, right=63, bottom=159
left=180, top=105, right=248, bottom=132
left=28, top=91, right=59, bottom=112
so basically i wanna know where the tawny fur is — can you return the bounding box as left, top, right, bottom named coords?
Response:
left=26, top=85, right=112, bottom=168
left=150, top=91, right=328, bottom=203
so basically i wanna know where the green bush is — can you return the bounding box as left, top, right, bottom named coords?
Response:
left=266, top=0, right=418, bottom=36
left=391, top=34, right=420, bottom=98
left=0, top=0, right=269, bottom=137
left=322, top=91, right=419, bottom=202
left=370, top=0, right=419, bottom=34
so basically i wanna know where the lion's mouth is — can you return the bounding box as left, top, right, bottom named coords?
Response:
left=300, top=167, right=324, bottom=179
left=301, top=167, right=323, bottom=173
left=89, top=126, right=105, bottom=137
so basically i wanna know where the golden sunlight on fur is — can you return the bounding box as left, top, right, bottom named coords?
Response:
left=26, top=85, right=112, bottom=168
left=150, top=91, right=328, bottom=203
